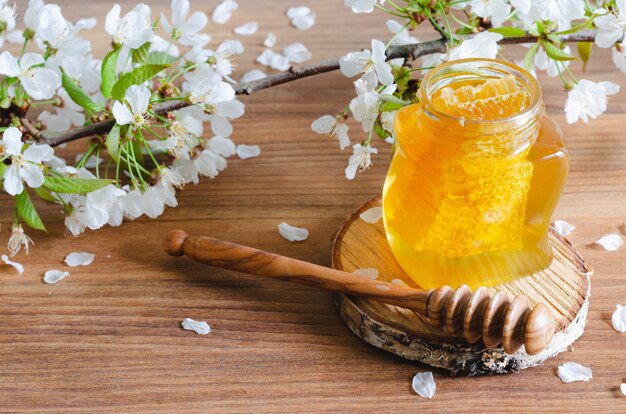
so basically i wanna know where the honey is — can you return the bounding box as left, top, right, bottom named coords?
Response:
left=382, top=59, right=568, bottom=289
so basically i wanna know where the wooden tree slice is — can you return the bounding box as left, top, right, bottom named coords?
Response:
left=331, top=197, right=592, bottom=376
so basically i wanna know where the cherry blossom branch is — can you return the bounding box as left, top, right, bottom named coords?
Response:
left=42, top=29, right=602, bottom=148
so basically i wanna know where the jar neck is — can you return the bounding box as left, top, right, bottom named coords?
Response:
left=416, top=59, right=543, bottom=158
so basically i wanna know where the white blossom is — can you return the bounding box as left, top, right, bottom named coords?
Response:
left=161, top=0, right=209, bottom=47
left=595, top=1, right=626, bottom=48
left=105, top=3, right=153, bottom=49
left=36, top=4, right=89, bottom=57
left=345, top=144, right=378, bottom=180
left=120, top=185, right=166, bottom=220
left=0, top=51, right=61, bottom=100
left=173, top=136, right=236, bottom=183
left=534, top=46, right=571, bottom=78
left=386, top=20, right=417, bottom=46
left=212, top=0, right=238, bottom=25
left=344, top=0, right=384, bottom=14
left=190, top=80, right=235, bottom=113
left=1, top=127, right=53, bottom=196
left=564, top=80, right=620, bottom=124
left=445, top=31, right=503, bottom=61
left=24, top=0, right=45, bottom=31
left=7, top=223, right=33, bottom=256
left=518, top=0, right=585, bottom=32
left=611, top=47, right=626, bottom=74
left=470, top=0, right=510, bottom=28
left=311, top=115, right=350, bottom=150
left=38, top=90, right=86, bottom=133
left=0, top=0, right=17, bottom=32
left=349, top=79, right=395, bottom=133
left=340, top=39, right=393, bottom=87
left=112, top=84, right=151, bottom=128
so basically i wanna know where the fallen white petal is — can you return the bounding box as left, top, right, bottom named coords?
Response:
left=611, top=304, right=626, bottom=333
left=391, top=278, right=408, bottom=287
left=282, top=43, right=312, bottom=64
left=557, top=362, right=593, bottom=383
left=360, top=207, right=383, bottom=224
left=181, top=318, right=211, bottom=335
left=44, top=270, right=70, bottom=284
left=353, top=268, right=379, bottom=280
left=256, top=48, right=275, bottom=66
left=412, top=372, right=436, bottom=399
left=212, top=0, right=238, bottom=24
left=278, top=222, right=309, bottom=242
left=64, top=252, right=95, bottom=267
left=621, top=383, right=626, bottom=396
left=234, top=21, right=258, bottom=35
left=286, top=6, right=310, bottom=19
left=236, top=144, right=261, bottom=160
left=595, top=234, right=624, bottom=251
left=553, top=220, right=575, bottom=237
left=263, top=32, right=277, bottom=48
left=2, top=255, right=24, bottom=274
left=291, top=13, right=315, bottom=30
left=240, top=69, right=267, bottom=83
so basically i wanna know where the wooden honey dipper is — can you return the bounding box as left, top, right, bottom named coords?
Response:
left=163, top=230, right=556, bottom=355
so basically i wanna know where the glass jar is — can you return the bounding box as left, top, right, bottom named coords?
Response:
left=382, top=59, right=568, bottom=290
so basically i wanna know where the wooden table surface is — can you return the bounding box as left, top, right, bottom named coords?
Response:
left=1, top=1, right=625, bottom=412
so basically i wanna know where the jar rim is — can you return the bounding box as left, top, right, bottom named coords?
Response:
left=419, top=58, right=543, bottom=125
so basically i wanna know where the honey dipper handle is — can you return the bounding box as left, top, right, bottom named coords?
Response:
left=164, top=230, right=556, bottom=355
left=163, top=230, right=432, bottom=315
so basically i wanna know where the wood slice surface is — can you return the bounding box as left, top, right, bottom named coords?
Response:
left=331, top=197, right=593, bottom=376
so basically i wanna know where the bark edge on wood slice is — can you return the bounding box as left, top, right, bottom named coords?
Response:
left=331, top=196, right=592, bottom=376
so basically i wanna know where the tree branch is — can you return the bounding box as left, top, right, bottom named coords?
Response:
left=42, top=30, right=601, bottom=148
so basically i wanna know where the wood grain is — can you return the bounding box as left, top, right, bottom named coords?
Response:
left=0, top=0, right=625, bottom=412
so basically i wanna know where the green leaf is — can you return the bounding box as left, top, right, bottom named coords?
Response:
left=542, top=42, right=576, bottom=61
left=147, top=51, right=178, bottom=65
left=0, top=162, right=6, bottom=177
left=522, top=43, right=540, bottom=73
left=131, top=42, right=151, bottom=64
left=16, top=190, right=46, bottom=231
left=33, top=186, right=57, bottom=203
left=111, top=64, right=169, bottom=101
left=379, top=94, right=410, bottom=112
left=61, top=68, right=100, bottom=114
left=106, top=124, right=122, bottom=162
left=489, top=27, right=527, bottom=37
left=101, top=47, right=121, bottom=99
left=577, top=42, right=592, bottom=72
left=373, top=118, right=391, bottom=141
left=43, top=177, right=115, bottom=195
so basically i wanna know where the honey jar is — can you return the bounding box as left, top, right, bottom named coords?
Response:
left=382, top=59, right=569, bottom=289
